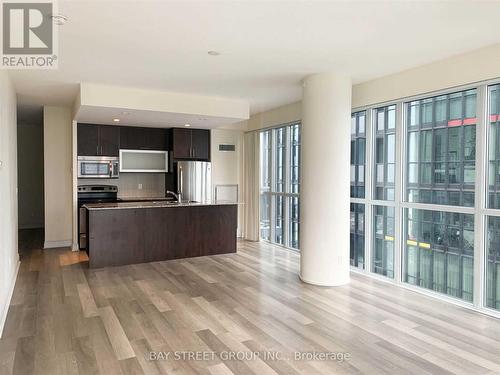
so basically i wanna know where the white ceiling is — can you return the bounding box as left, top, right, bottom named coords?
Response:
left=75, top=105, right=243, bottom=128
left=10, top=0, right=500, bottom=116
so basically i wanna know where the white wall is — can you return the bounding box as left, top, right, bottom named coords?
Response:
left=241, top=42, right=500, bottom=131
left=0, top=71, right=19, bottom=337
left=211, top=129, right=244, bottom=237
left=17, top=122, right=44, bottom=229
left=245, top=101, right=301, bottom=132
left=43, top=106, right=73, bottom=248
left=77, top=82, right=250, bottom=123
left=352, top=42, right=500, bottom=108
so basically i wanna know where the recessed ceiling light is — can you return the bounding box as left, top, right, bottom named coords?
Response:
left=113, top=118, right=120, bottom=123
left=207, top=51, right=220, bottom=56
left=121, top=111, right=130, bottom=116
left=184, top=124, right=191, bottom=127
left=51, top=14, right=68, bottom=26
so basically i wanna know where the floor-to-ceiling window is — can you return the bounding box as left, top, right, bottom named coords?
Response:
left=405, top=209, right=474, bottom=301
left=371, top=104, right=397, bottom=278
left=486, top=84, right=500, bottom=311
left=350, top=111, right=367, bottom=268
left=349, top=81, right=500, bottom=316
left=350, top=203, right=365, bottom=269
left=259, top=130, right=272, bottom=241
left=259, top=122, right=301, bottom=250
left=406, top=90, right=476, bottom=207
left=373, top=205, right=395, bottom=278
left=403, top=89, right=477, bottom=302
left=486, top=216, right=500, bottom=309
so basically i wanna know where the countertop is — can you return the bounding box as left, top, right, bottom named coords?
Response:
left=84, top=200, right=240, bottom=210
left=117, top=197, right=173, bottom=202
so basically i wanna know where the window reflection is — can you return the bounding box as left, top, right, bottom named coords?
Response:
left=406, top=89, right=477, bottom=207
left=404, top=209, right=474, bottom=302
left=351, top=111, right=366, bottom=198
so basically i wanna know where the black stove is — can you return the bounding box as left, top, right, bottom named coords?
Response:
left=78, top=185, right=119, bottom=249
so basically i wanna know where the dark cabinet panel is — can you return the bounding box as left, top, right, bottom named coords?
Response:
left=87, top=209, right=145, bottom=268
left=77, top=124, right=99, bottom=156
left=120, top=126, right=168, bottom=150
left=171, top=128, right=210, bottom=160
left=172, top=128, right=192, bottom=159
left=144, top=128, right=168, bottom=150
left=120, top=127, right=146, bottom=150
left=87, top=204, right=237, bottom=268
left=99, top=126, right=120, bottom=156
left=77, top=124, right=120, bottom=156
left=191, top=129, right=210, bottom=160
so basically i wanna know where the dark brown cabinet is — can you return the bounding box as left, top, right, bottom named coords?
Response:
left=172, top=128, right=192, bottom=159
left=87, top=204, right=237, bottom=268
left=77, top=124, right=99, bottom=156
left=172, top=128, right=210, bottom=160
left=77, top=124, right=120, bottom=156
left=191, top=129, right=210, bottom=160
left=120, top=126, right=168, bottom=150
left=99, top=126, right=120, bottom=156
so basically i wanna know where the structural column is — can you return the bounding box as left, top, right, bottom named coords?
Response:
left=300, top=73, right=352, bottom=286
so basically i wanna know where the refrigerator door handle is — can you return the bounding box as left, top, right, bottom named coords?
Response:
left=178, top=166, right=183, bottom=197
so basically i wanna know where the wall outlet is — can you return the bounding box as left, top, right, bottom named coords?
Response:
left=138, top=183, right=143, bottom=190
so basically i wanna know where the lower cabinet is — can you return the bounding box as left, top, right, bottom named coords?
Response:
left=87, top=205, right=237, bottom=268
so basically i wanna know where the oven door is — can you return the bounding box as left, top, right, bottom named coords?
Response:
left=78, top=157, right=119, bottom=178
left=79, top=206, right=87, bottom=249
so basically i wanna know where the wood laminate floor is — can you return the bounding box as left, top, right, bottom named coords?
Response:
left=1, top=237, right=500, bottom=375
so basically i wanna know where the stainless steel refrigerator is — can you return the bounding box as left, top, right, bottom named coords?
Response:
left=177, top=161, right=212, bottom=202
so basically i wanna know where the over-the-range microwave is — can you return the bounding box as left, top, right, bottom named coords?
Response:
left=77, top=156, right=119, bottom=179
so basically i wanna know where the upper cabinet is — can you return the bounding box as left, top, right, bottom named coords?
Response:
left=171, top=128, right=210, bottom=161
left=78, top=124, right=120, bottom=156
left=77, top=124, right=208, bottom=159
left=120, top=126, right=168, bottom=151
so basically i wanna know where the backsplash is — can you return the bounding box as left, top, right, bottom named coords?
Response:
left=78, top=173, right=166, bottom=198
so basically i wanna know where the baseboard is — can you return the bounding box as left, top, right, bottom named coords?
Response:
left=0, top=260, right=20, bottom=338
left=44, top=240, right=72, bottom=249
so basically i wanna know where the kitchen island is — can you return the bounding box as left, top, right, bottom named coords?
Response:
left=84, top=201, right=238, bottom=268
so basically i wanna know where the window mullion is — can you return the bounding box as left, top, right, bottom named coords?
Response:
left=395, top=102, right=404, bottom=284
left=270, top=130, right=277, bottom=243
left=474, top=84, right=488, bottom=308
left=284, top=126, right=291, bottom=248
left=365, top=109, right=374, bottom=272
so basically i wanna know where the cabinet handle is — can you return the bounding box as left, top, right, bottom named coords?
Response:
left=96, top=145, right=99, bottom=155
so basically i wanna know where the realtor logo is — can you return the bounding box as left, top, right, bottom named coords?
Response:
left=1, top=0, right=58, bottom=69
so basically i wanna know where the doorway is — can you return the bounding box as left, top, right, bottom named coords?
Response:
left=17, top=105, right=44, bottom=256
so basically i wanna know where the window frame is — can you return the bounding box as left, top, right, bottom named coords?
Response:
left=259, top=121, right=301, bottom=251
left=350, top=79, right=500, bottom=319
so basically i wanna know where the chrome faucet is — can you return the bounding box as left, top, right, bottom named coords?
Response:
left=166, top=190, right=182, bottom=203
